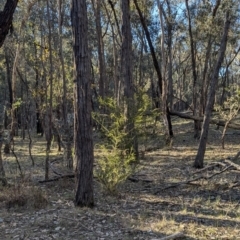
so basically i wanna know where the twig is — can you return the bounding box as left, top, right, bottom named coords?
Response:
left=11, top=139, right=23, bottom=177
left=229, top=182, right=240, bottom=189
left=224, top=159, right=240, bottom=171
left=192, top=162, right=226, bottom=174
left=49, top=162, right=62, bottom=176
left=154, top=165, right=232, bottom=194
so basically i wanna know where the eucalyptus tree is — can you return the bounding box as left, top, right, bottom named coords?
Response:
left=0, top=0, right=18, bottom=183
left=91, top=0, right=106, bottom=103
left=195, top=8, right=232, bottom=168
left=71, top=0, right=94, bottom=207
left=133, top=0, right=173, bottom=144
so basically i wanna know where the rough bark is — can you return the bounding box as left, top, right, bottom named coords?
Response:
left=121, top=0, right=138, bottom=158
left=0, top=0, right=18, bottom=48
left=71, top=0, right=94, bottom=207
left=194, top=12, right=231, bottom=168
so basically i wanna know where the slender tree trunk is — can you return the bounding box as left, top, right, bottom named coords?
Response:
left=4, top=48, right=12, bottom=154
left=185, top=0, right=200, bottom=139
left=103, top=1, right=120, bottom=104
left=71, top=0, right=94, bottom=207
left=134, top=0, right=173, bottom=143
left=58, top=0, right=73, bottom=169
left=91, top=0, right=106, bottom=102
left=0, top=104, right=7, bottom=186
left=201, top=0, right=222, bottom=114
left=194, top=12, right=231, bottom=168
left=45, top=0, right=54, bottom=180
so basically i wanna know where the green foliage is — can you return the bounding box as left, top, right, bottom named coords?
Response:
left=134, top=88, right=159, bottom=138
left=95, top=145, right=135, bottom=193
left=216, top=85, right=240, bottom=121
left=93, top=90, right=156, bottom=193
left=93, top=97, right=134, bottom=193
left=12, top=98, right=23, bottom=110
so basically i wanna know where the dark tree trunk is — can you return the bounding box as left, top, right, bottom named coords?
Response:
left=71, top=0, right=94, bottom=207
left=134, top=0, right=173, bottom=143
left=0, top=0, right=18, bottom=48
left=121, top=0, right=138, bottom=159
left=194, top=12, right=231, bottom=168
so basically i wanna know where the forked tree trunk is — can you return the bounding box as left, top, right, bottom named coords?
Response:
left=103, top=2, right=120, bottom=105
left=134, top=0, right=173, bottom=144
left=201, top=0, right=221, bottom=114
left=194, top=12, right=231, bottom=168
left=71, top=0, right=94, bottom=207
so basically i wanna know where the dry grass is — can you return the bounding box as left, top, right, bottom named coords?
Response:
left=0, top=120, right=240, bottom=239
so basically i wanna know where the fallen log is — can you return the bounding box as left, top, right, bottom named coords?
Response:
left=39, top=174, right=74, bottom=183
left=169, top=110, right=240, bottom=130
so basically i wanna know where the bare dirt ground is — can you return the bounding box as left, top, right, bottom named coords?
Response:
left=0, top=118, right=240, bottom=240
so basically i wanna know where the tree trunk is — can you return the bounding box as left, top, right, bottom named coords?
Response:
left=0, top=0, right=18, bottom=48
left=121, top=0, right=138, bottom=159
left=194, top=12, right=231, bottom=168
left=91, top=0, right=106, bottom=102
left=0, top=104, right=7, bottom=186
left=185, top=0, right=200, bottom=139
left=57, top=0, right=73, bottom=169
left=71, top=0, right=94, bottom=207
left=201, top=0, right=222, bottom=114
left=134, top=0, right=173, bottom=143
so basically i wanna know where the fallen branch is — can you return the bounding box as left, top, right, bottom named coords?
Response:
left=169, top=110, right=240, bottom=130
left=39, top=174, right=74, bottom=183
left=154, top=165, right=232, bottom=194
left=224, top=159, right=240, bottom=171
left=192, top=161, right=227, bottom=174
left=229, top=182, right=240, bottom=189
left=127, top=176, right=153, bottom=183
left=49, top=162, right=62, bottom=176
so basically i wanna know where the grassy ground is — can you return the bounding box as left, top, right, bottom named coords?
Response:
left=0, top=118, right=240, bottom=239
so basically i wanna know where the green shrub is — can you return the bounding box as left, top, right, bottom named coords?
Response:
left=93, top=90, right=156, bottom=193
left=95, top=145, right=135, bottom=193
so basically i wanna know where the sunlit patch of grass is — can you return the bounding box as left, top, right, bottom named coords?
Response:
left=149, top=214, right=184, bottom=235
